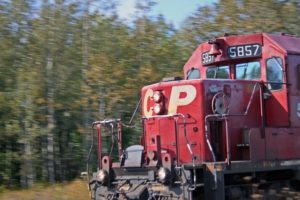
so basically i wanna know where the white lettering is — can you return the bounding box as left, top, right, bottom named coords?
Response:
left=229, top=46, right=236, bottom=58
left=237, top=46, right=244, bottom=57
left=253, top=44, right=260, bottom=55
left=168, top=85, right=197, bottom=115
left=245, top=45, right=251, bottom=56
left=143, top=89, right=154, bottom=117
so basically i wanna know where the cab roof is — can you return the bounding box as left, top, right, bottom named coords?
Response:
left=183, top=33, right=300, bottom=76
left=265, top=33, right=300, bottom=54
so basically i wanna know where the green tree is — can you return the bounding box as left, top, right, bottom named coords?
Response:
left=180, top=0, right=300, bottom=48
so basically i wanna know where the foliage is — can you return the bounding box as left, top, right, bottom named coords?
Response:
left=180, top=0, right=300, bottom=47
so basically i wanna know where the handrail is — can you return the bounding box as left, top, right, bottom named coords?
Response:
left=92, top=119, right=123, bottom=167
left=96, top=124, right=102, bottom=169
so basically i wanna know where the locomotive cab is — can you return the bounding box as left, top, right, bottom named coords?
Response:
left=89, top=33, right=300, bottom=200
left=183, top=33, right=300, bottom=161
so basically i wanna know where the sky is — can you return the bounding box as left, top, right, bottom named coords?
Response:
left=117, top=0, right=218, bottom=28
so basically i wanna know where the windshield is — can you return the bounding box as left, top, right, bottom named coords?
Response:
left=187, top=68, right=200, bottom=80
left=235, top=61, right=261, bottom=80
left=206, top=66, right=230, bottom=79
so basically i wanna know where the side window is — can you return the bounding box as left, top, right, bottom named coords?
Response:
left=236, top=61, right=261, bottom=80
left=206, top=66, right=229, bottom=79
left=187, top=68, right=200, bottom=80
left=266, top=57, right=284, bottom=90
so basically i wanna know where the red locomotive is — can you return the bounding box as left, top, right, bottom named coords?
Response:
left=88, top=33, right=300, bottom=199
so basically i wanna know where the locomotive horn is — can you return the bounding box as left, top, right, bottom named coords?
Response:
left=208, top=39, right=222, bottom=55
left=209, top=43, right=221, bottom=55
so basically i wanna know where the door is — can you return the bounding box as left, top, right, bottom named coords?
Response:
left=263, top=44, right=289, bottom=126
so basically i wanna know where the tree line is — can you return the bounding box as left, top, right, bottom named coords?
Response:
left=0, top=0, right=300, bottom=188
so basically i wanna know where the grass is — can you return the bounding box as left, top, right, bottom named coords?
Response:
left=0, top=179, right=90, bottom=200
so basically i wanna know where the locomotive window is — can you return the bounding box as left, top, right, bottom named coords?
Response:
left=235, top=61, right=261, bottom=80
left=187, top=68, right=200, bottom=80
left=206, top=66, right=229, bottom=79
left=266, top=57, right=284, bottom=90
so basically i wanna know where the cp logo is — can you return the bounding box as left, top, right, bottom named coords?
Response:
left=143, top=85, right=197, bottom=117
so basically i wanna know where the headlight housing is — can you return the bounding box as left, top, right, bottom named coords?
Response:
left=96, top=169, right=108, bottom=184
left=154, top=103, right=164, bottom=115
left=153, top=91, right=163, bottom=103
left=157, top=167, right=170, bottom=183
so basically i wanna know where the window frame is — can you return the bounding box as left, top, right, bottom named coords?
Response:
left=265, top=56, right=285, bottom=91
